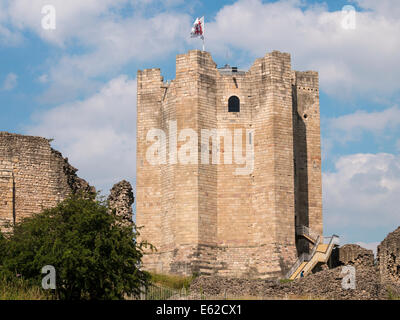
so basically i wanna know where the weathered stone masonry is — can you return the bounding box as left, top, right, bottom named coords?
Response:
left=378, top=226, right=400, bottom=286
left=0, top=132, right=94, bottom=230
left=108, top=180, right=135, bottom=225
left=136, top=50, right=323, bottom=278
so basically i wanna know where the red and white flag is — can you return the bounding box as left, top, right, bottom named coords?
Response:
left=190, top=16, right=204, bottom=40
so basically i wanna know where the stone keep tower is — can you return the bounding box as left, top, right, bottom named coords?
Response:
left=136, top=50, right=322, bottom=278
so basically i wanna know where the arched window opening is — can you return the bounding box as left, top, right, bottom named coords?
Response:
left=228, top=96, right=240, bottom=112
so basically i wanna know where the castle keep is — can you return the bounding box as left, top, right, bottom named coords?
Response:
left=136, top=50, right=322, bottom=278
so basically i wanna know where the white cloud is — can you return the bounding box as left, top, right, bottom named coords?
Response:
left=330, top=106, right=400, bottom=133
left=4, top=0, right=399, bottom=102
left=321, top=106, right=400, bottom=166
left=354, top=0, right=400, bottom=19
left=27, top=75, right=137, bottom=194
left=3, top=0, right=400, bottom=242
left=0, top=1, right=22, bottom=45
left=327, top=106, right=400, bottom=143
left=205, top=0, right=400, bottom=98
left=3, top=0, right=191, bottom=102
left=1, top=72, right=18, bottom=91
left=323, top=153, right=400, bottom=232
left=0, top=24, right=22, bottom=46
left=130, top=0, right=186, bottom=7
left=7, top=0, right=128, bottom=46
left=37, top=74, right=48, bottom=83
left=47, top=12, right=190, bottom=76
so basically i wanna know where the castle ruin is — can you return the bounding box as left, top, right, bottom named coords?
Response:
left=0, top=132, right=94, bottom=230
left=136, top=50, right=323, bottom=278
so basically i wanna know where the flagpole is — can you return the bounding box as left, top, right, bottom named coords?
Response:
left=202, top=16, right=205, bottom=51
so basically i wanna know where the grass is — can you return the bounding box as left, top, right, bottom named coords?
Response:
left=149, top=272, right=196, bottom=290
left=0, top=277, right=53, bottom=300
left=127, top=272, right=198, bottom=300
left=387, top=287, right=400, bottom=300
left=279, top=278, right=293, bottom=284
left=223, top=295, right=326, bottom=300
left=0, top=272, right=195, bottom=300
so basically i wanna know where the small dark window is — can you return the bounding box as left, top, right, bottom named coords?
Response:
left=228, top=95, right=240, bottom=112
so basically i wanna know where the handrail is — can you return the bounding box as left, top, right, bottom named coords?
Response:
left=296, top=225, right=319, bottom=242
left=285, top=253, right=307, bottom=279
left=285, top=235, right=321, bottom=279
left=321, top=235, right=340, bottom=245
left=326, top=235, right=339, bottom=249
left=309, top=235, right=321, bottom=256
left=285, top=234, right=339, bottom=279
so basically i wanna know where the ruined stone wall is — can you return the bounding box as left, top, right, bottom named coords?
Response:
left=189, top=264, right=390, bottom=300
left=331, top=244, right=375, bottom=267
left=0, top=166, right=13, bottom=229
left=378, top=227, right=400, bottom=285
left=0, top=132, right=93, bottom=231
left=108, top=180, right=134, bottom=225
left=136, top=50, right=323, bottom=278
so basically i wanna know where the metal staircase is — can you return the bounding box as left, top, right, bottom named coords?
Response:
left=285, top=225, right=339, bottom=280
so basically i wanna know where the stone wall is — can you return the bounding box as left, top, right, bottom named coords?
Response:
left=108, top=180, right=134, bottom=225
left=136, top=50, right=323, bottom=278
left=378, top=226, right=400, bottom=285
left=189, top=264, right=391, bottom=300
left=186, top=230, right=400, bottom=299
left=332, top=244, right=375, bottom=267
left=0, top=132, right=93, bottom=230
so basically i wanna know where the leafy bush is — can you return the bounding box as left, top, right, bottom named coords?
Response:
left=0, top=231, right=6, bottom=265
left=0, top=193, right=152, bottom=300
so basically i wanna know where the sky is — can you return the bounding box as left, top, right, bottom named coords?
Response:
left=0, top=0, right=399, bottom=253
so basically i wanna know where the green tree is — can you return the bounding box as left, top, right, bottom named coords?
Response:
left=0, top=231, right=6, bottom=266
left=0, top=193, right=151, bottom=300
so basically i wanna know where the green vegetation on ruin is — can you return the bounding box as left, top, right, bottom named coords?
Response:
left=149, top=272, right=197, bottom=290
left=0, top=193, right=151, bottom=300
left=0, top=277, right=51, bottom=300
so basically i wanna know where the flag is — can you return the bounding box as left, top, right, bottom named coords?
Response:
left=190, top=16, right=204, bottom=40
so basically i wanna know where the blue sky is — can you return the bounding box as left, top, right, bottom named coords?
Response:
left=0, top=0, right=399, bottom=252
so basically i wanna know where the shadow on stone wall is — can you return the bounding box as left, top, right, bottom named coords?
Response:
left=292, top=85, right=309, bottom=256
